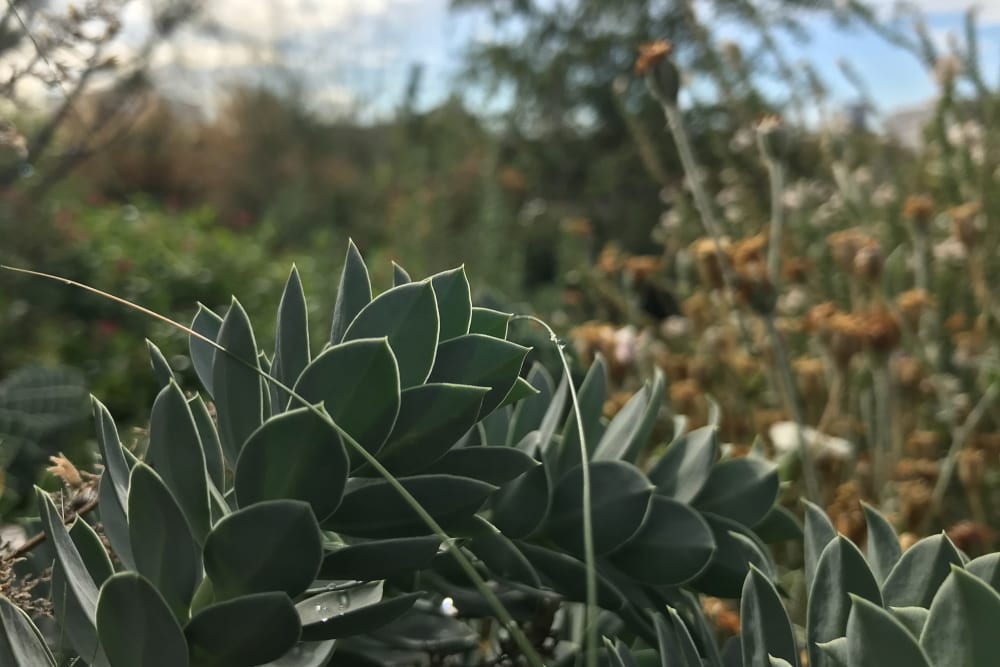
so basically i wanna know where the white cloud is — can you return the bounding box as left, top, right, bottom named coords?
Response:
left=869, top=0, right=1000, bottom=24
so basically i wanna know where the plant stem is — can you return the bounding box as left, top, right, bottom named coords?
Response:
left=1, top=265, right=547, bottom=667
left=764, top=314, right=822, bottom=503
left=932, top=381, right=1000, bottom=515
left=515, top=314, right=597, bottom=667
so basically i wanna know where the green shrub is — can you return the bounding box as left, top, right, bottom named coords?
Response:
left=9, top=241, right=997, bottom=666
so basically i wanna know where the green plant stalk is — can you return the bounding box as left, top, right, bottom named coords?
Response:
left=1, top=265, right=547, bottom=667
left=515, top=314, right=597, bottom=667
left=764, top=314, right=821, bottom=503
left=931, top=380, right=1000, bottom=516
left=758, top=137, right=785, bottom=287
left=870, top=355, right=893, bottom=504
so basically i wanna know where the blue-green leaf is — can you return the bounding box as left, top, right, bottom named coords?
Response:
left=319, top=536, right=441, bottom=581
left=324, top=475, right=497, bottom=538
left=469, top=307, right=511, bottom=338
left=648, top=425, right=718, bottom=502
left=273, top=265, right=311, bottom=395
left=741, top=565, right=799, bottom=667
left=373, top=383, right=488, bottom=475
left=429, top=334, right=529, bottom=419
left=96, top=573, right=189, bottom=667
left=344, top=282, right=439, bottom=388
left=234, top=407, right=349, bottom=521
left=804, top=500, right=837, bottom=592
left=146, top=339, right=176, bottom=388
left=0, top=595, right=56, bottom=666
left=212, top=299, right=263, bottom=467
left=861, top=501, right=902, bottom=585
left=185, top=593, right=301, bottom=666
left=293, top=338, right=401, bottom=463
left=429, top=267, right=472, bottom=341
left=128, top=463, right=201, bottom=622
left=545, top=461, right=652, bottom=555
left=146, top=381, right=211, bottom=542
left=555, top=355, right=607, bottom=472
left=608, top=495, right=715, bottom=586
left=330, top=239, right=372, bottom=344
left=920, top=567, right=1000, bottom=667
left=421, top=446, right=539, bottom=486
left=807, top=537, right=882, bottom=667
left=392, top=262, right=411, bottom=286
left=189, top=304, right=222, bottom=396
left=36, top=489, right=97, bottom=623
left=883, top=533, right=964, bottom=609
left=203, top=500, right=322, bottom=602
left=188, top=395, right=225, bottom=491
left=693, top=457, right=779, bottom=528
left=508, top=363, right=556, bottom=446
left=298, top=583, right=421, bottom=641
left=846, top=595, right=931, bottom=667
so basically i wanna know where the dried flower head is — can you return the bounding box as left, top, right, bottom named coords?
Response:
left=635, top=41, right=673, bottom=75
left=933, top=55, right=962, bottom=88
left=906, top=430, right=940, bottom=458
left=826, top=228, right=878, bottom=274
left=622, top=255, right=662, bottom=283
left=852, top=242, right=883, bottom=284
left=903, top=194, right=935, bottom=230
left=793, top=357, right=826, bottom=397
left=896, top=289, right=935, bottom=329
left=690, top=237, right=730, bottom=290
left=949, top=201, right=980, bottom=247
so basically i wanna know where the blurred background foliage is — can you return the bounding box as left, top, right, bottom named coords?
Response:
left=1, top=0, right=1000, bottom=563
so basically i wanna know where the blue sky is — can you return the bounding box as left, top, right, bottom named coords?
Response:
left=139, top=0, right=1000, bottom=119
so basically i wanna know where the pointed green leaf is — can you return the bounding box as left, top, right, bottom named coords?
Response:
left=468, top=532, right=541, bottom=588
left=546, top=461, right=652, bottom=555
left=68, top=518, right=113, bottom=585
left=273, top=265, right=311, bottom=394
left=429, top=267, right=472, bottom=341
left=36, top=489, right=97, bottom=622
left=203, top=500, right=322, bottom=602
left=883, top=533, right=964, bottom=608
left=0, top=595, right=56, bottom=666
left=469, top=307, right=511, bottom=338
left=804, top=500, right=837, bottom=592
left=556, top=355, right=607, bottom=472
left=652, top=607, right=703, bottom=667
left=298, top=583, right=420, bottom=641
left=490, top=464, right=550, bottom=539
left=807, top=537, right=882, bottom=667
left=693, top=457, right=779, bottom=528
left=498, top=376, right=540, bottom=408
left=817, top=638, right=849, bottom=667
left=753, top=505, right=803, bottom=543
left=189, top=304, right=222, bottom=396
left=185, top=593, right=300, bottom=666
left=188, top=395, right=225, bottom=491
left=235, top=408, right=349, bottom=521
left=421, top=446, right=539, bottom=486
left=319, top=536, right=441, bottom=581
left=293, top=338, right=401, bottom=462
left=608, top=495, right=715, bottom=586
left=373, top=383, right=488, bottom=475
left=261, top=640, right=337, bottom=667
left=862, top=501, right=902, bottom=585
left=742, top=565, right=800, bottom=667
left=330, top=239, right=372, bottom=344
left=146, top=339, right=176, bottom=388
left=324, top=474, right=497, bottom=538
left=429, top=334, right=530, bottom=418
left=128, top=463, right=201, bottom=622
left=694, top=513, right=777, bottom=598
left=147, top=381, right=211, bottom=542
left=92, top=396, right=130, bottom=516
left=344, top=282, right=439, bottom=387
left=966, top=553, right=1000, bottom=593
left=890, top=606, right=929, bottom=637
left=97, top=472, right=134, bottom=570
left=96, top=573, right=189, bottom=667
left=846, top=595, right=931, bottom=667
left=212, top=299, right=263, bottom=466
left=516, top=542, right=626, bottom=610
left=648, top=425, right=718, bottom=502
left=509, top=363, right=555, bottom=446
left=392, top=262, right=411, bottom=286
left=920, top=567, right=1000, bottom=667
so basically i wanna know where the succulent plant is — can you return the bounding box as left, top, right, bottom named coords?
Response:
left=1, top=241, right=789, bottom=665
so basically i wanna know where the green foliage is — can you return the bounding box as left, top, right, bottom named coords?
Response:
left=3, top=242, right=789, bottom=665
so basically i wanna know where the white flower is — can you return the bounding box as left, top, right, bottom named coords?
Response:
left=768, top=421, right=853, bottom=461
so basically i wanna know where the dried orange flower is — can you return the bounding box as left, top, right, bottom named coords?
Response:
left=827, top=228, right=877, bottom=274
left=896, top=289, right=935, bottom=328
left=729, top=234, right=768, bottom=271
left=623, top=255, right=662, bottom=282
left=793, top=357, right=826, bottom=397
left=690, top=237, right=730, bottom=289
left=947, top=521, right=995, bottom=555
left=906, top=430, right=940, bottom=458
left=47, top=454, right=83, bottom=488
left=902, top=194, right=935, bottom=229
left=957, top=448, right=985, bottom=490
left=596, top=243, right=623, bottom=275
left=562, top=216, right=593, bottom=238
left=949, top=201, right=980, bottom=247
left=635, top=40, right=673, bottom=75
